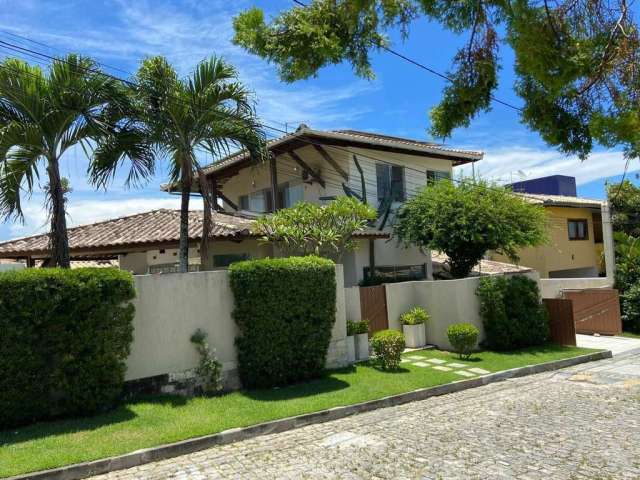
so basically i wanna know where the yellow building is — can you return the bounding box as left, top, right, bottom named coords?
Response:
left=489, top=193, right=614, bottom=279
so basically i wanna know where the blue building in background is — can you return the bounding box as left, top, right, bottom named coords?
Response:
left=508, top=175, right=577, bottom=197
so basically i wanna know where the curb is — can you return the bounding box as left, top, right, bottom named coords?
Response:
left=8, top=350, right=612, bottom=480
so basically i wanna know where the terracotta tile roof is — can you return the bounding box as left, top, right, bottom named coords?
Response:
left=431, top=252, right=533, bottom=276
left=202, top=126, right=482, bottom=176
left=514, top=193, right=603, bottom=209
left=0, top=209, right=388, bottom=257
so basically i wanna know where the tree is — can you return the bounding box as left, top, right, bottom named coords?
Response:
left=607, top=180, right=640, bottom=238
left=91, top=56, right=266, bottom=272
left=256, top=197, right=377, bottom=261
left=233, top=1, right=640, bottom=161
left=0, top=55, right=124, bottom=268
left=394, top=179, right=547, bottom=278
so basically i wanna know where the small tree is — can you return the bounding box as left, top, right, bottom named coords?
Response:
left=256, top=197, right=376, bottom=261
left=394, top=179, right=547, bottom=278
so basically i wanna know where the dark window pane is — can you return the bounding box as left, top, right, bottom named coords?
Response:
left=391, top=165, right=405, bottom=201
left=376, top=164, right=390, bottom=202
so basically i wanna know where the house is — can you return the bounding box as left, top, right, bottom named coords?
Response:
left=0, top=126, right=482, bottom=285
left=488, top=176, right=615, bottom=279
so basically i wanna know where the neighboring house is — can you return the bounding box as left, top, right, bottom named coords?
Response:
left=489, top=176, right=615, bottom=279
left=0, top=126, right=482, bottom=286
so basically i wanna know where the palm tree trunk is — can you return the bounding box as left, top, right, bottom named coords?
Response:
left=198, top=169, right=213, bottom=271
left=179, top=154, right=193, bottom=273
left=47, top=157, right=71, bottom=268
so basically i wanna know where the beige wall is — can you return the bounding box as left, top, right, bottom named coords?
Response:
left=125, top=266, right=348, bottom=383
left=385, top=277, right=485, bottom=351
left=539, top=277, right=613, bottom=299
left=490, top=206, right=601, bottom=278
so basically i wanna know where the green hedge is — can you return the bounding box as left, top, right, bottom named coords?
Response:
left=0, top=268, right=135, bottom=428
left=229, top=256, right=336, bottom=388
left=476, top=275, right=549, bottom=350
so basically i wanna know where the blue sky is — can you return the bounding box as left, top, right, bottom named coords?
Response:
left=0, top=0, right=637, bottom=241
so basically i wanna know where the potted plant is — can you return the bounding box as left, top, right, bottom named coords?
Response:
left=352, top=319, right=370, bottom=361
left=399, top=307, right=428, bottom=348
left=346, top=320, right=358, bottom=363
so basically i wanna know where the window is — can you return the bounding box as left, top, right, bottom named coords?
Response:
left=278, top=182, right=304, bottom=208
left=592, top=212, right=603, bottom=243
left=568, top=219, right=589, bottom=240
left=376, top=164, right=405, bottom=203
left=238, top=189, right=273, bottom=213
left=427, top=170, right=451, bottom=185
left=213, top=253, right=250, bottom=267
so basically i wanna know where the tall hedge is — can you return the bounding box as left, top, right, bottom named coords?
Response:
left=229, top=256, right=336, bottom=388
left=0, top=268, right=135, bottom=428
left=476, top=275, right=549, bottom=350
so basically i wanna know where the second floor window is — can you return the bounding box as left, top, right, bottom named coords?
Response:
left=239, top=189, right=273, bottom=213
left=376, top=163, right=405, bottom=203
left=568, top=219, right=589, bottom=240
left=427, top=170, right=451, bottom=184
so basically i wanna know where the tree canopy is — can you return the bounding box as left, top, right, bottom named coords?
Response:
left=256, top=197, right=376, bottom=261
left=394, top=179, right=547, bottom=278
left=607, top=179, right=640, bottom=238
left=233, top=0, right=640, bottom=160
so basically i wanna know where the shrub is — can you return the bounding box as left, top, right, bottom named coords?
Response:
left=447, top=323, right=479, bottom=359
left=190, top=329, right=223, bottom=394
left=347, top=319, right=369, bottom=336
left=370, top=330, right=406, bottom=370
left=0, top=268, right=135, bottom=428
left=229, top=256, right=336, bottom=388
left=622, top=284, right=640, bottom=334
left=476, top=275, right=549, bottom=350
left=400, top=306, right=429, bottom=325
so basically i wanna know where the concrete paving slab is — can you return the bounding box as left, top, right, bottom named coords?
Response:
left=576, top=334, right=640, bottom=356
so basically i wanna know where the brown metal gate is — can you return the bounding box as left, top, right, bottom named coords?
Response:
left=359, top=285, right=389, bottom=334
left=562, top=288, right=622, bottom=335
left=544, top=298, right=577, bottom=346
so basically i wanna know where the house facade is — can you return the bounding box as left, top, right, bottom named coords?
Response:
left=0, top=126, right=482, bottom=286
left=488, top=176, right=615, bottom=279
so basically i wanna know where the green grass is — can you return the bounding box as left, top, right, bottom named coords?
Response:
left=622, top=331, right=640, bottom=339
left=0, top=344, right=597, bottom=477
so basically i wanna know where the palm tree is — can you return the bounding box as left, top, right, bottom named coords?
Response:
left=91, top=56, right=265, bottom=273
left=0, top=55, right=126, bottom=267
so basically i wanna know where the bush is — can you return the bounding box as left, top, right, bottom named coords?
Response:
left=476, top=275, right=549, bottom=350
left=622, top=284, right=640, bottom=334
left=229, top=256, right=336, bottom=388
left=0, top=268, right=135, bottom=428
left=400, top=306, right=429, bottom=325
left=190, top=329, right=223, bottom=394
left=347, top=319, right=369, bottom=336
left=370, top=330, right=406, bottom=370
left=447, top=323, right=479, bottom=359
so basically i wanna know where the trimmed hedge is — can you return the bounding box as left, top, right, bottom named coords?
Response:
left=447, top=323, right=479, bottom=359
left=229, top=256, right=337, bottom=388
left=371, top=329, right=405, bottom=370
left=0, top=268, right=135, bottom=428
left=476, top=275, right=548, bottom=350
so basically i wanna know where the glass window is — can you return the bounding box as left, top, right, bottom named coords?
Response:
left=376, top=164, right=405, bottom=202
left=279, top=183, right=304, bottom=208
left=427, top=170, right=451, bottom=184
left=568, top=219, right=589, bottom=240
left=240, top=189, right=273, bottom=213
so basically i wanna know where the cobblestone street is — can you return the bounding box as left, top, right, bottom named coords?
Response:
left=94, top=353, right=640, bottom=480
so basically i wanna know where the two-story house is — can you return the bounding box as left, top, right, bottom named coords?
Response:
left=0, top=126, right=482, bottom=286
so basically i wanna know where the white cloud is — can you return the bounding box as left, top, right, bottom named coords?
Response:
left=456, top=147, right=634, bottom=189
left=7, top=197, right=186, bottom=238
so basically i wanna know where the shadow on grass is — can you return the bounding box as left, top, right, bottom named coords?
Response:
left=0, top=395, right=187, bottom=447
left=244, top=374, right=351, bottom=402
left=486, top=343, right=575, bottom=357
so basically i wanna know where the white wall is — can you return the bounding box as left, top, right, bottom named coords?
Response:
left=126, top=266, right=348, bottom=384
left=385, top=277, right=485, bottom=351
left=539, top=277, right=613, bottom=299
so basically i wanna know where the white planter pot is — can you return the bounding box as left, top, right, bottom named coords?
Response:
left=403, top=323, right=426, bottom=348
left=346, top=335, right=356, bottom=363
left=355, top=332, right=369, bottom=361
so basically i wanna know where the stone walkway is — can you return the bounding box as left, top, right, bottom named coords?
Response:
left=94, top=353, right=640, bottom=480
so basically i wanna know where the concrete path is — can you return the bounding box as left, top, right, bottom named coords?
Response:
left=577, top=333, right=640, bottom=355
left=93, top=352, right=640, bottom=480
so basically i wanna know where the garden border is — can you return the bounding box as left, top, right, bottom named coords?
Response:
left=9, top=350, right=612, bottom=480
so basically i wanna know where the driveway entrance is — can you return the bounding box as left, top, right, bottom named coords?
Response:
left=577, top=333, right=640, bottom=355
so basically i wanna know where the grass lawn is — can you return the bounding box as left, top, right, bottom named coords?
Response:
left=0, top=344, right=597, bottom=477
left=622, top=331, right=640, bottom=339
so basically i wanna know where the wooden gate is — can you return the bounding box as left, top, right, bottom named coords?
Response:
left=359, top=285, right=389, bottom=334
left=562, top=288, right=622, bottom=335
left=544, top=298, right=577, bottom=346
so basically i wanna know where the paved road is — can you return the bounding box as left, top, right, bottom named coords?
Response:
left=95, top=353, right=640, bottom=480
